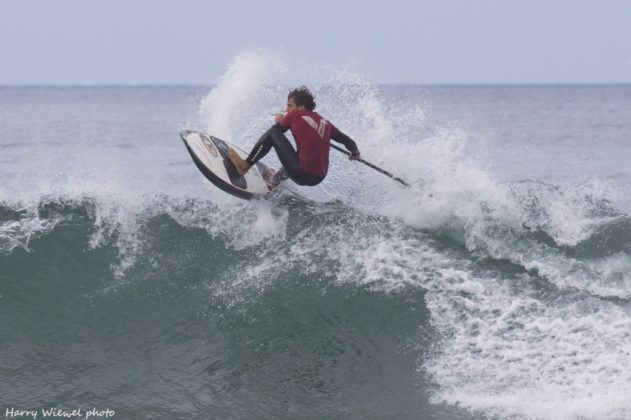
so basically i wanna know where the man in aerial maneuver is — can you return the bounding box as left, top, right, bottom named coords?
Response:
left=228, top=86, right=360, bottom=188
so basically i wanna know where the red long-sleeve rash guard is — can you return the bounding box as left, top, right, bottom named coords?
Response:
left=278, top=110, right=358, bottom=177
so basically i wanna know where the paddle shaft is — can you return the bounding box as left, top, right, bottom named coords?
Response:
left=330, top=144, right=410, bottom=187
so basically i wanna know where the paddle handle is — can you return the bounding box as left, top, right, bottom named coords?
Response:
left=330, top=144, right=410, bottom=187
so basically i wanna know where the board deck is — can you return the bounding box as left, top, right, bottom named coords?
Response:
left=180, top=130, right=274, bottom=200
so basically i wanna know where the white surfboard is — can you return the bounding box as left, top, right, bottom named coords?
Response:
left=180, top=130, right=274, bottom=200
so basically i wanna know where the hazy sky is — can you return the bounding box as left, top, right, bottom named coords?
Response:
left=2, top=0, right=630, bottom=85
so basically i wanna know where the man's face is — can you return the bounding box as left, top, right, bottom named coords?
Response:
left=286, top=97, right=302, bottom=112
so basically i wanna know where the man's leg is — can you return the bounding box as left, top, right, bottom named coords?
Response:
left=228, top=127, right=278, bottom=176
left=269, top=168, right=289, bottom=190
left=229, top=126, right=324, bottom=186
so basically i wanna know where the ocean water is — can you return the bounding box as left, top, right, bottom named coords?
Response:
left=2, top=57, right=631, bottom=420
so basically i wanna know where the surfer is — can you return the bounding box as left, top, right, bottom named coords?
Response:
left=228, top=86, right=360, bottom=188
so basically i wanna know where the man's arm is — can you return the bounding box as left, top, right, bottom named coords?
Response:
left=273, top=122, right=289, bottom=133
left=331, top=128, right=360, bottom=159
left=274, top=112, right=292, bottom=133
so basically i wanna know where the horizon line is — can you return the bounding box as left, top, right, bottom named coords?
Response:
left=1, top=81, right=631, bottom=88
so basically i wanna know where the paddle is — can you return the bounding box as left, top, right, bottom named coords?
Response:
left=330, top=144, right=410, bottom=187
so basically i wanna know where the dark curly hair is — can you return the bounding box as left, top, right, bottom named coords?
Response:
left=288, top=86, right=316, bottom=111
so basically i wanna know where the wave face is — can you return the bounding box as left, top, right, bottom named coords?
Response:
left=2, top=53, right=631, bottom=419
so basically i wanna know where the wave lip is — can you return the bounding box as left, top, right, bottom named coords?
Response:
left=0, top=211, right=60, bottom=254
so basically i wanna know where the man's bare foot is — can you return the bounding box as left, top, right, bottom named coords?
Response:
left=228, top=148, right=251, bottom=176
